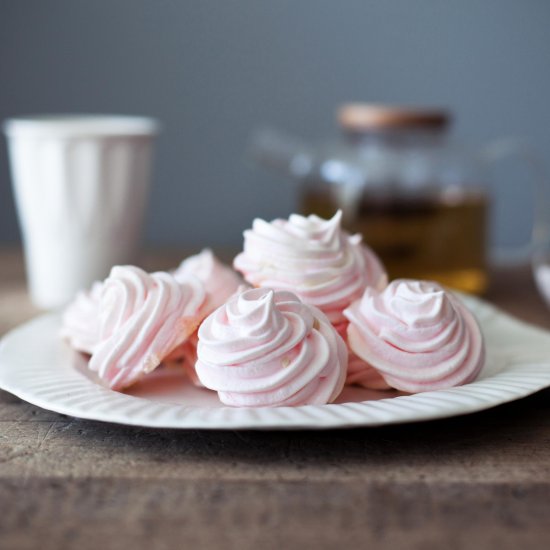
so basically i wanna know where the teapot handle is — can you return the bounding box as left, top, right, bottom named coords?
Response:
left=480, top=137, right=550, bottom=267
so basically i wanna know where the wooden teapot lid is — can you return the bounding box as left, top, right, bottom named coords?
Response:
left=337, top=104, right=450, bottom=131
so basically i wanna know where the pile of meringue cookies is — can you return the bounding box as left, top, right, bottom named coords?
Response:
left=61, top=210, right=485, bottom=407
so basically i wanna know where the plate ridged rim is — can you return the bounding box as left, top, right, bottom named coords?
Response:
left=1, top=295, right=550, bottom=430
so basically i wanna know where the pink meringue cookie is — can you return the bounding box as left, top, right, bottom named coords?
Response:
left=60, top=281, right=103, bottom=354
left=173, top=248, right=242, bottom=316
left=171, top=250, right=244, bottom=383
left=195, top=287, right=348, bottom=407
left=333, top=322, right=391, bottom=390
left=178, top=283, right=254, bottom=386
left=233, top=210, right=387, bottom=326
left=345, top=358, right=391, bottom=390
left=344, top=279, right=485, bottom=393
left=89, top=265, right=206, bottom=390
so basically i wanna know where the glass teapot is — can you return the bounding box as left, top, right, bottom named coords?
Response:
left=250, top=104, right=550, bottom=296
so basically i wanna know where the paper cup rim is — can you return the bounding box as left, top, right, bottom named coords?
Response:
left=3, top=114, right=160, bottom=138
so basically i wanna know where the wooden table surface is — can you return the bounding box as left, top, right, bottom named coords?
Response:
left=2, top=249, right=550, bottom=550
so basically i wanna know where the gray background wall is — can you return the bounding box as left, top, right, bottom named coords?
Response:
left=1, top=0, right=549, bottom=251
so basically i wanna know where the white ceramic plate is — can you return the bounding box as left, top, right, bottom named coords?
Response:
left=1, top=295, right=550, bottom=430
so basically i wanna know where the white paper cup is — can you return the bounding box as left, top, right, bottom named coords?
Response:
left=4, top=115, right=159, bottom=309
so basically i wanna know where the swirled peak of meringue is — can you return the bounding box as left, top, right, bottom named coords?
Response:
left=89, top=265, right=206, bottom=390
left=173, top=249, right=242, bottom=315
left=344, top=279, right=485, bottom=393
left=233, top=210, right=387, bottom=325
left=195, top=287, right=347, bottom=407
left=60, top=281, right=103, bottom=354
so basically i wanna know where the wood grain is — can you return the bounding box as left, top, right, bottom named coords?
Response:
left=1, top=249, right=550, bottom=550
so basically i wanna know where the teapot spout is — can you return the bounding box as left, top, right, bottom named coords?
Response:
left=247, top=128, right=315, bottom=182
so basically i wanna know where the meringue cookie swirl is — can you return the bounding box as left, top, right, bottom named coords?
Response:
left=60, top=281, right=103, bottom=355
left=195, top=288, right=347, bottom=407
left=344, top=279, right=485, bottom=393
left=89, top=266, right=206, bottom=390
left=233, top=210, right=387, bottom=325
left=173, top=248, right=242, bottom=316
